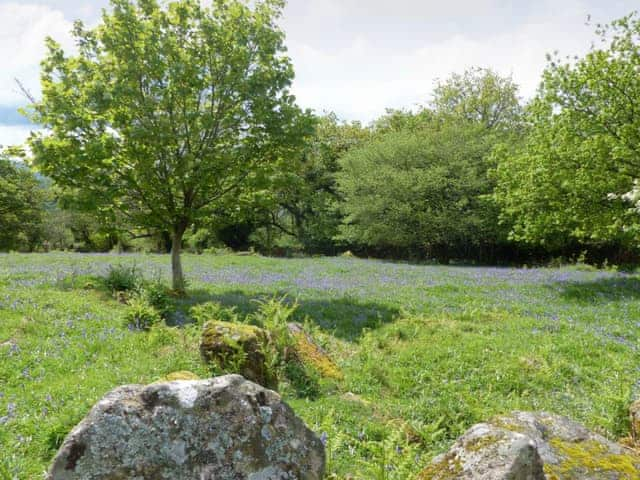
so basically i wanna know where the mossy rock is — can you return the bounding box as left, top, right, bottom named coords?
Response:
left=496, top=412, right=640, bottom=479
left=419, top=423, right=543, bottom=479
left=286, top=323, right=343, bottom=381
left=200, top=321, right=277, bottom=390
left=420, top=412, right=640, bottom=479
left=544, top=438, right=639, bottom=479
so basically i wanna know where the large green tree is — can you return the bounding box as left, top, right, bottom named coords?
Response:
left=336, top=69, right=522, bottom=261
left=494, top=13, right=640, bottom=248
left=27, top=0, right=309, bottom=291
left=336, top=120, right=502, bottom=260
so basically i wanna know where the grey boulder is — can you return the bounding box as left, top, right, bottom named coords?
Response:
left=420, top=411, right=640, bottom=479
left=47, top=374, right=325, bottom=480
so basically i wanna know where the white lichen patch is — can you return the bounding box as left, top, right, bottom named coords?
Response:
left=167, top=382, right=199, bottom=408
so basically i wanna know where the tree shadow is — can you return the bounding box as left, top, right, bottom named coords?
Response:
left=551, top=276, right=640, bottom=304
left=177, top=289, right=400, bottom=341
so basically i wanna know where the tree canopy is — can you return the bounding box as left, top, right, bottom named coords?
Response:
left=432, top=67, right=522, bottom=131
left=337, top=119, right=503, bottom=260
left=9, top=4, right=640, bottom=266
left=494, top=13, right=640, bottom=248
left=335, top=68, right=522, bottom=261
left=27, top=0, right=311, bottom=290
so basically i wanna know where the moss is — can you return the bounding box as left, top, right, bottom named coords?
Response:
left=464, top=432, right=503, bottom=452
left=163, top=371, right=200, bottom=381
left=200, top=321, right=277, bottom=389
left=291, top=331, right=343, bottom=380
left=417, top=452, right=463, bottom=479
left=202, top=321, right=264, bottom=343
left=546, top=438, right=640, bottom=478
left=489, top=416, right=527, bottom=433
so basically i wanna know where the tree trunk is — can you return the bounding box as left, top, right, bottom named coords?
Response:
left=171, top=228, right=186, bottom=294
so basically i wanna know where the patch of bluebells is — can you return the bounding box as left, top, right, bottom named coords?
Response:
left=2, top=251, right=639, bottom=357
left=199, top=269, right=289, bottom=287
left=0, top=402, right=16, bottom=425
left=8, top=343, right=20, bottom=356
left=191, top=258, right=629, bottom=293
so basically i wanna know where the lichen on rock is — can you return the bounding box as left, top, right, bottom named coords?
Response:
left=286, top=323, right=343, bottom=381
left=200, top=321, right=277, bottom=389
left=420, top=411, right=640, bottom=479
left=47, top=375, right=325, bottom=480
left=419, top=422, right=544, bottom=479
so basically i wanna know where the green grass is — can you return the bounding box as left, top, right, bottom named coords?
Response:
left=0, top=253, right=639, bottom=478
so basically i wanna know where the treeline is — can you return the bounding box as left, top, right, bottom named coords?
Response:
left=3, top=8, right=640, bottom=267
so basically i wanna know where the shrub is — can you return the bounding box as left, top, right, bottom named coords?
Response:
left=140, top=281, right=172, bottom=318
left=103, top=264, right=142, bottom=293
left=250, top=296, right=299, bottom=378
left=189, top=302, right=239, bottom=325
left=124, top=297, right=162, bottom=331
left=251, top=295, right=297, bottom=331
left=282, top=359, right=321, bottom=399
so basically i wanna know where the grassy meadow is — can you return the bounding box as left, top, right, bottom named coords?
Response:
left=1, top=252, right=639, bottom=478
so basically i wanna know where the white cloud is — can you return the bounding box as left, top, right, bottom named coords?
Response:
left=1, top=0, right=636, bottom=135
left=284, top=0, right=626, bottom=122
left=0, top=125, right=38, bottom=148
left=0, top=3, right=74, bottom=106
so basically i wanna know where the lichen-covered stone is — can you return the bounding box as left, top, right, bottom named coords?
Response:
left=418, top=422, right=543, bottom=479
left=420, top=411, right=640, bottom=479
left=200, top=321, right=277, bottom=389
left=286, top=323, right=342, bottom=380
left=47, top=375, right=325, bottom=480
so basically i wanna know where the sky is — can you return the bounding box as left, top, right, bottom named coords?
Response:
left=0, top=0, right=638, bottom=147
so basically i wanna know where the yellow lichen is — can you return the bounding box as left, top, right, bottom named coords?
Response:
left=489, top=416, right=527, bottom=433
left=291, top=331, right=343, bottom=380
left=542, top=465, right=561, bottom=480
left=417, top=452, right=463, bottom=479
left=464, top=432, right=504, bottom=452
left=164, top=371, right=200, bottom=381
left=546, top=438, right=640, bottom=478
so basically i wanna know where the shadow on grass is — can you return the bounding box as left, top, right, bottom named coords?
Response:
left=552, top=276, right=640, bottom=304
left=178, top=289, right=400, bottom=341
